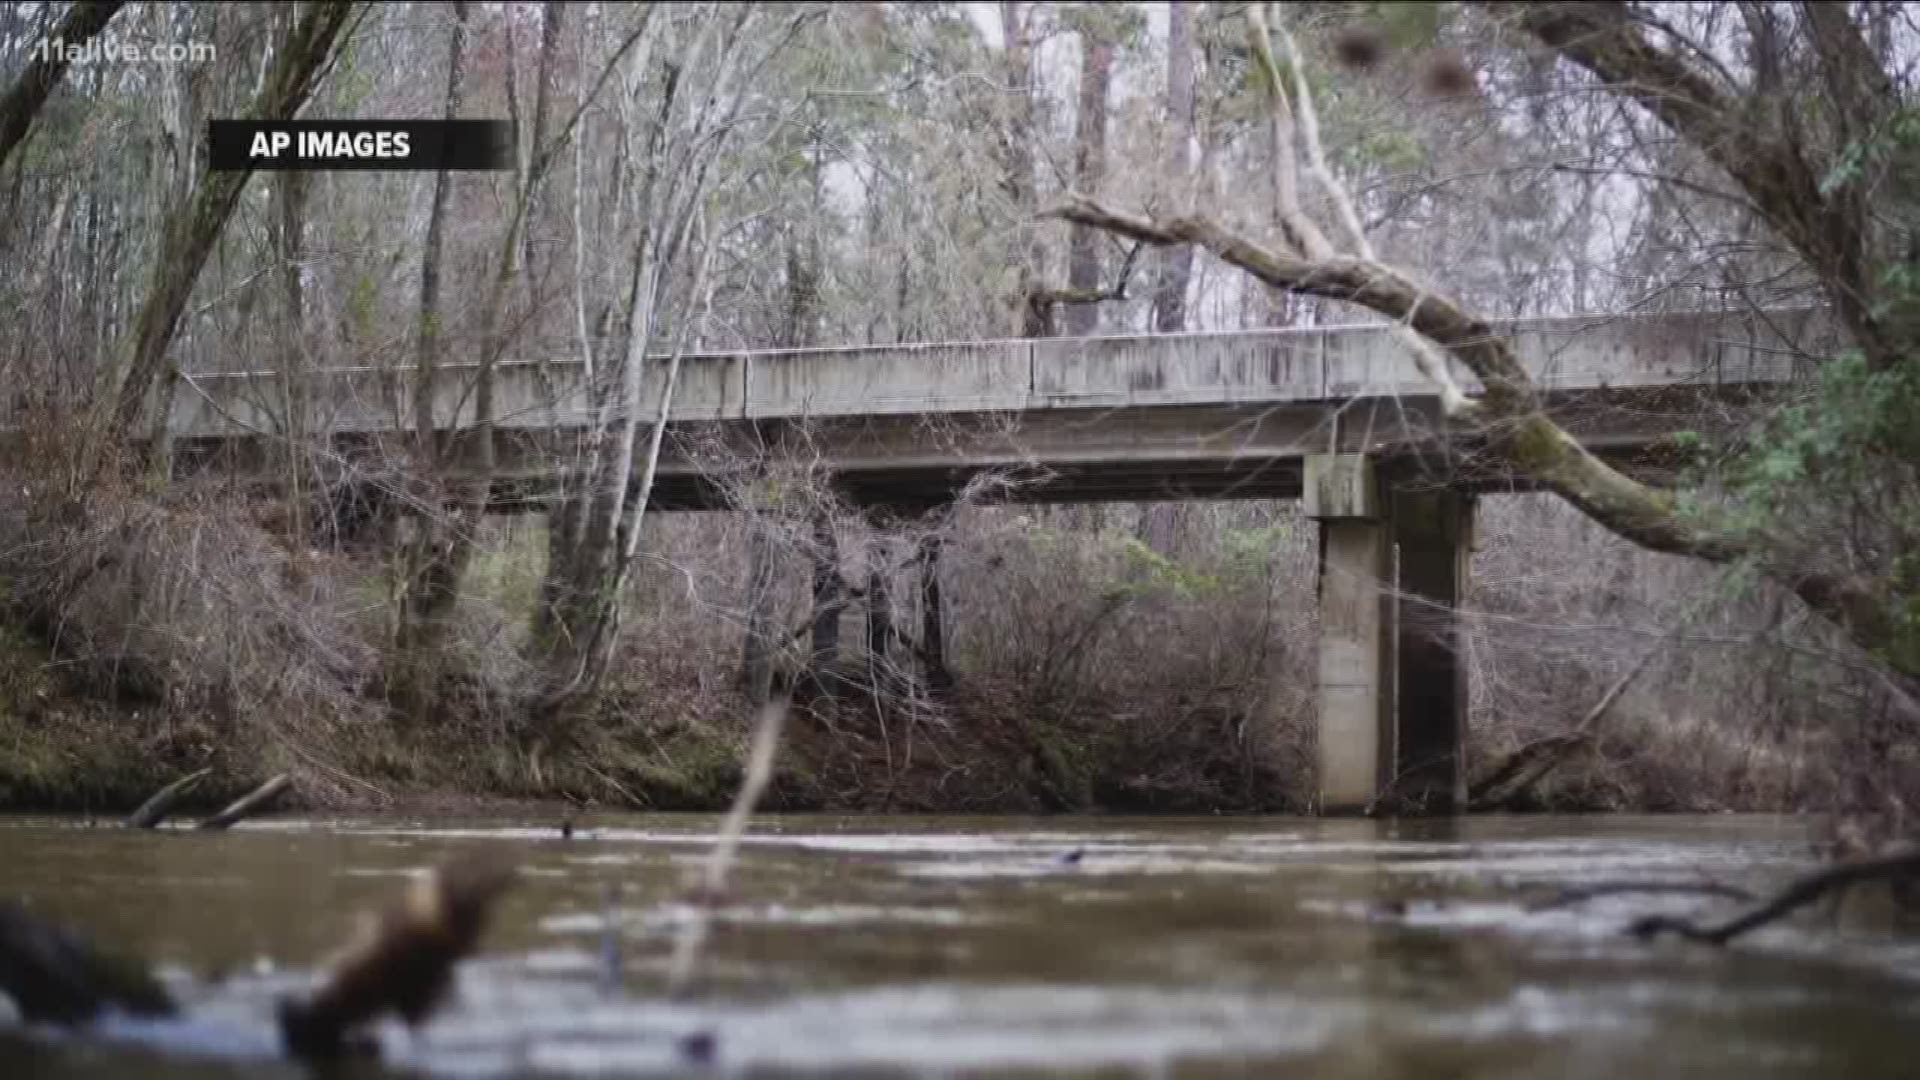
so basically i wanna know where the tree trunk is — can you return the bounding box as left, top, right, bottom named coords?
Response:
left=104, top=1, right=353, bottom=470
left=1064, top=32, right=1112, bottom=336
left=916, top=529, right=949, bottom=688
left=393, top=0, right=586, bottom=717
left=737, top=519, right=779, bottom=702
left=738, top=220, right=819, bottom=698
left=1150, top=0, right=1196, bottom=334
left=1489, top=1, right=1908, bottom=373
left=866, top=535, right=894, bottom=683
left=387, top=0, right=472, bottom=717
left=275, top=171, right=311, bottom=551
left=0, top=1, right=124, bottom=175
left=998, top=2, right=1046, bottom=338
left=809, top=508, right=841, bottom=679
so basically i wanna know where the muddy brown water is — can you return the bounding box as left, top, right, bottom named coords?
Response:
left=1, top=813, right=1916, bottom=1078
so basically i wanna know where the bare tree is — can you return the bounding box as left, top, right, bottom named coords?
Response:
left=1149, top=0, right=1197, bottom=334
left=102, top=1, right=355, bottom=473
left=531, top=4, right=793, bottom=725
left=0, top=1, right=124, bottom=177
left=1064, top=17, right=1113, bottom=336
left=384, top=0, right=472, bottom=713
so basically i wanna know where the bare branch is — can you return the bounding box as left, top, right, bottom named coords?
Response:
left=1041, top=193, right=1907, bottom=683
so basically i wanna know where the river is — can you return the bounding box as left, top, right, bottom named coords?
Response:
left=1, top=813, right=1916, bottom=1078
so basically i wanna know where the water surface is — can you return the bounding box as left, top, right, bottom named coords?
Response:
left=2, top=813, right=1915, bottom=1078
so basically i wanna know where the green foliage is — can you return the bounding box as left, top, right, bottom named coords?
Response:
left=347, top=272, right=378, bottom=337
left=1731, top=354, right=1920, bottom=504
left=1114, top=534, right=1221, bottom=599
left=1060, top=2, right=1146, bottom=50
left=1713, top=350, right=1920, bottom=670
left=328, top=36, right=378, bottom=113
left=1683, top=98, right=1920, bottom=674
left=1820, top=106, right=1920, bottom=197
left=1348, top=127, right=1426, bottom=173
left=1362, top=0, right=1454, bottom=50
left=1221, top=523, right=1293, bottom=577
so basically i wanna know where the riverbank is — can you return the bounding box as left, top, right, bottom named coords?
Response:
left=0, top=614, right=1831, bottom=819
left=0, top=618, right=1301, bottom=817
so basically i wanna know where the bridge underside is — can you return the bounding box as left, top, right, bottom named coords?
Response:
left=163, top=385, right=1768, bottom=817
left=172, top=384, right=1756, bottom=513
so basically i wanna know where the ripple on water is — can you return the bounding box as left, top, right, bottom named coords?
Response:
left=405, top=985, right=1355, bottom=1078
left=538, top=902, right=978, bottom=935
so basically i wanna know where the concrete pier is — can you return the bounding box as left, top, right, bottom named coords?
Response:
left=1307, top=455, right=1472, bottom=814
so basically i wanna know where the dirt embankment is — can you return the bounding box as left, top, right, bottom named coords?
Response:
left=0, top=618, right=1307, bottom=817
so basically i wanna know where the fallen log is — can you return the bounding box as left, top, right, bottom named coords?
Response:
left=196, top=774, right=292, bottom=831
left=125, top=767, right=212, bottom=829
left=1468, top=734, right=1588, bottom=810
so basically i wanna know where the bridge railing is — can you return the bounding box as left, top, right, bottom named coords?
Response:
left=162, top=307, right=1834, bottom=440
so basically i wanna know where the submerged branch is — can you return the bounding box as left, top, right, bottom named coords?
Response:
left=1628, top=849, right=1920, bottom=945
left=1527, top=880, right=1755, bottom=911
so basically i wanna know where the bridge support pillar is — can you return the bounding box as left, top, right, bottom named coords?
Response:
left=1305, top=455, right=1471, bottom=815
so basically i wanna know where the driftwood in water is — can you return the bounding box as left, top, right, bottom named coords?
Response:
left=1467, top=734, right=1588, bottom=810
left=1468, top=585, right=1724, bottom=812
left=1, top=854, right=516, bottom=1065
left=1629, top=848, right=1920, bottom=945
left=277, top=853, right=519, bottom=1059
left=125, top=767, right=213, bottom=828
left=196, top=774, right=292, bottom=831
left=0, top=902, right=177, bottom=1024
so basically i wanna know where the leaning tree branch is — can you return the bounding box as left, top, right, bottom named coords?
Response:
left=1245, top=3, right=1474, bottom=416
left=1041, top=192, right=1911, bottom=699
left=1027, top=239, right=1145, bottom=308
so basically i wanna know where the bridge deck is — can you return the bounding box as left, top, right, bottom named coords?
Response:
left=161, top=308, right=1830, bottom=509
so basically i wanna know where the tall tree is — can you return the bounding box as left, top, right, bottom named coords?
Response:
left=103, top=1, right=355, bottom=470
left=1064, top=19, right=1113, bottom=336
left=385, top=0, right=472, bottom=714
left=0, top=1, right=124, bottom=178
left=1150, top=0, right=1197, bottom=334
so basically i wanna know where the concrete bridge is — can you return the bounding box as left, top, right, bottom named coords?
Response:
left=161, top=307, right=1832, bottom=814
